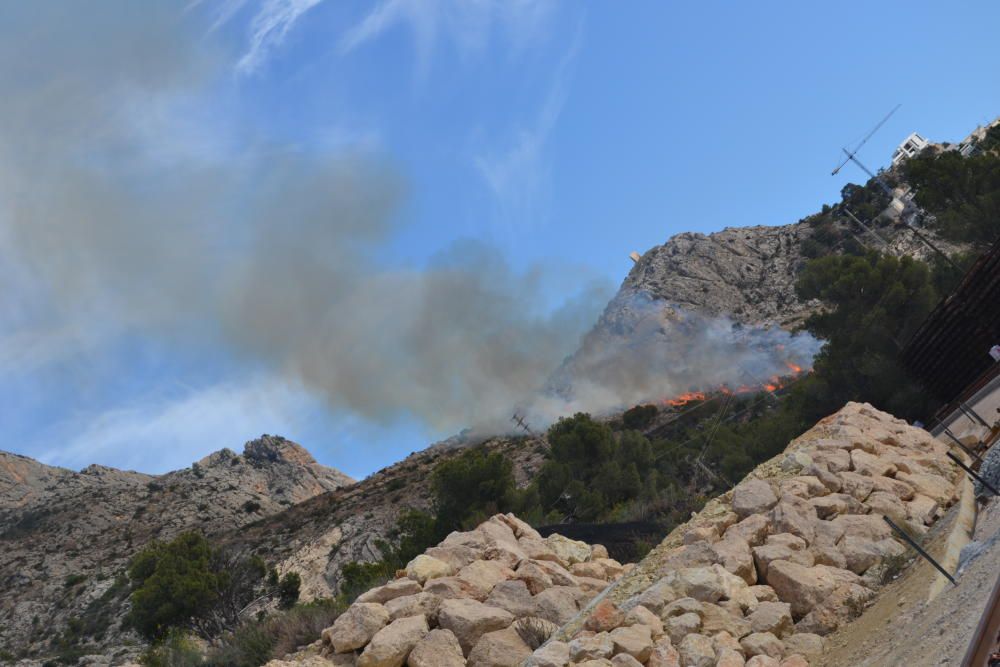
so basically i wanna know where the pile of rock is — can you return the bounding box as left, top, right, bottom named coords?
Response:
left=314, top=513, right=628, bottom=666
left=272, top=402, right=961, bottom=667
left=538, top=402, right=961, bottom=667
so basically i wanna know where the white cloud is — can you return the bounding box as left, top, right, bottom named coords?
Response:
left=474, top=19, right=583, bottom=227
left=37, top=377, right=324, bottom=474
left=230, top=0, right=556, bottom=76
left=235, top=0, right=325, bottom=74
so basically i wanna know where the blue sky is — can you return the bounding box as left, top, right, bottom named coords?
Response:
left=2, top=1, right=1000, bottom=480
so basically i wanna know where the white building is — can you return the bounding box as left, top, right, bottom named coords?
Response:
left=891, top=132, right=929, bottom=166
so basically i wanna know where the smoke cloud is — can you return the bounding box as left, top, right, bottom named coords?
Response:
left=524, top=289, right=823, bottom=426
left=0, top=4, right=822, bottom=448
left=0, top=3, right=610, bottom=437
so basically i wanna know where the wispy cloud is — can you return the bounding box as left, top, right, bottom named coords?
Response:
left=38, top=378, right=322, bottom=473
left=235, top=0, right=325, bottom=74
left=475, top=19, right=583, bottom=227
left=229, top=0, right=556, bottom=76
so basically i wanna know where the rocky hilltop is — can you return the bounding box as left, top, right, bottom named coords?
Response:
left=0, top=436, right=353, bottom=660
left=617, top=209, right=962, bottom=330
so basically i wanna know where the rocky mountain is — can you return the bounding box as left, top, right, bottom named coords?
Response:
left=610, top=213, right=963, bottom=331
left=0, top=436, right=353, bottom=661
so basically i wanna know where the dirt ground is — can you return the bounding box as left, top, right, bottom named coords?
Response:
left=816, top=496, right=1000, bottom=667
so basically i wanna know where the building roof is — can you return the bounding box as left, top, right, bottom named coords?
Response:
left=901, top=236, right=1000, bottom=403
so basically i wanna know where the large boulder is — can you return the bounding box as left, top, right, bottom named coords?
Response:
left=623, top=604, right=663, bottom=638
left=714, top=535, right=757, bottom=585
left=515, top=560, right=554, bottom=594
left=752, top=543, right=814, bottom=580
left=837, top=471, right=875, bottom=501
left=779, top=475, right=829, bottom=499
left=407, top=628, right=465, bottom=667
left=569, top=632, right=614, bottom=661
left=796, top=583, right=872, bottom=636
left=457, top=560, right=515, bottom=599
left=677, top=633, right=716, bottom=667
left=356, top=614, right=428, bottom=667
left=609, top=624, right=654, bottom=662
left=895, top=471, right=955, bottom=505
left=356, top=579, right=422, bottom=605
left=870, top=475, right=915, bottom=501
left=733, top=479, right=779, bottom=518
left=466, top=626, right=533, bottom=667
left=646, top=637, right=681, bottom=667
left=423, top=575, right=486, bottom=601
left=907, top=494, right=939, bottom=525
left=809, top=493, right=861, bottom=519
left=525, top=640, right=570, bottom=667
left=740, top=632, right=784, bottom=660
left=437, top=598, right=515, bottom=655
left=532, top=586, right=584, bottom=625
left=769, top=495, right=818, bottom=545
left=323, top=602, right=390, bottom=653
left=699, top=603, right=751, bottom=639
left=405, top=554, right=454, bottom=584
left=764, top=561, right=838, bottom=619
left=424, top=545, right=480, bottom=571
left=545, top=533, right=592, bottom=565
left=725, top=514, right=773, bottom=547
left=747, top=601, right=793, bottom=638
left=829, top=514, right=892, bottom=542
left=850, top=449, right=896, bottom=477
left=384, top=592, right=442, bottom=623
left=584, top=600, right=626, bottom=633
left=664, top=612, right=701, bottom=644
left=864, top=491, right=909, bottom=525
left=839, top=536, right=905, bottom=575
left=484, top=579, right=535, bottom=617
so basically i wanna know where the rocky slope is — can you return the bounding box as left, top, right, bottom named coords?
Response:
left=0, top=436, right=353, bottom=660
left=222, top=434, right=547, bottom=602
left=265, top=402, right=963, bottom=667
left=617, top=212, right=961, bottom=330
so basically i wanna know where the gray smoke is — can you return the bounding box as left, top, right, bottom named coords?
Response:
left=0, top=4, right=822, bottom=444
left=525, top=290, right=823, bottom=426
left=0, top=3, right=611, bottom=435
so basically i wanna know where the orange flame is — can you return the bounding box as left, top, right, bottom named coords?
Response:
left=658, top=361, right=810, bottom=409
left=662, top=391, right=707, bottom=407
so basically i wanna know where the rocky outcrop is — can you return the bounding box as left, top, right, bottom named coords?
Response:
left=0, top=435, right=353, bottom=661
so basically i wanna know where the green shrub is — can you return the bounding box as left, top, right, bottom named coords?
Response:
left=127, top=532, right=280, bottom=640
left=277, top=572, right=300, bottom=609
left=63, top=574, right=87, bottom=588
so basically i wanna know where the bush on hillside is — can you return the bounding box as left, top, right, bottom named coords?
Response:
left=905, top=148, right=1000, bottom=247
left=128, top=531, right=300, bottom=640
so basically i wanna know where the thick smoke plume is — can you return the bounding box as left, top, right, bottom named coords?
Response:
left=0, top=4, right=821, bottom=446
left=0, top=3, right=610, bottom=436
left=523, top=290, right=823, bottom=427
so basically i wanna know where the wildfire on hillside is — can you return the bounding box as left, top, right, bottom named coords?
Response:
left=660, top=361, right=810, bottom=409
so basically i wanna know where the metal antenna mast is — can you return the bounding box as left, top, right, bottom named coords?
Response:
left=832, top=104, right=901, bottom=197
